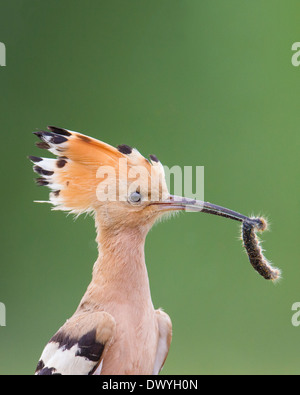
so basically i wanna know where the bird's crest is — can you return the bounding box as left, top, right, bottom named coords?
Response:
left=29, top=126, right=169, bottom=215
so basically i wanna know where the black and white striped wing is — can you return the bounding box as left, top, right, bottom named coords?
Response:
left=35, top=311, right=116, bottom=375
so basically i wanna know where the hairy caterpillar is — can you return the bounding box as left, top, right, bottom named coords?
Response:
left=242, top=218, right=281, bottom=281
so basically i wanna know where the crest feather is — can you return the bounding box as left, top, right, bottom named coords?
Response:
left=29, top=126, right=162, bottom=214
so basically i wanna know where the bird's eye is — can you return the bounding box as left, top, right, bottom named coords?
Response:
left=129, top=191, right=142, bottom=204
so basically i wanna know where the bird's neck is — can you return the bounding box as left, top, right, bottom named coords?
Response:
left=79, top=221, right=153, bottom=311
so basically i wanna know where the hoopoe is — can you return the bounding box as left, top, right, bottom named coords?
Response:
left=29, top=126, right=279, bottom=375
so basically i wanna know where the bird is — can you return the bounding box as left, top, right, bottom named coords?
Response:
left=29, top=126, right=274, bottom=375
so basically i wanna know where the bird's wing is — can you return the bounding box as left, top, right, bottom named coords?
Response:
left=153, top=309, right=172, bottom=375
left=35, top=311, right=116, bottom=375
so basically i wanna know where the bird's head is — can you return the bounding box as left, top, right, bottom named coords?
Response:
left=91, top=143, right=173, bottom=232
left=29, top=127, right=174, bottom=235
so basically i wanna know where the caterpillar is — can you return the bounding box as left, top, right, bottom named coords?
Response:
left=242, top=217, right=281, bottom=281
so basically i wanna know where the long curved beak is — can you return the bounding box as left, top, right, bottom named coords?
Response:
left=152, top=195, right=258, bottom=225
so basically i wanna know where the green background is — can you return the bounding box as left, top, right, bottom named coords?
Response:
left=0, top=0, right=299, bottom=375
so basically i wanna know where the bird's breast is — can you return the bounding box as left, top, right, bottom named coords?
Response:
left=99, top=303, right=159, bottom=375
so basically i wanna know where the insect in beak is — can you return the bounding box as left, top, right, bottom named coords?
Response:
left=151, top=195, right=281, bottom=281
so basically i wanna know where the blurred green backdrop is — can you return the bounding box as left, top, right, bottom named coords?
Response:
left=0, top=0, right=299, bottom=375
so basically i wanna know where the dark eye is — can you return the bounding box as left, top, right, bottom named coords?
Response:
left=129, top=191, right=142, bottom=204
